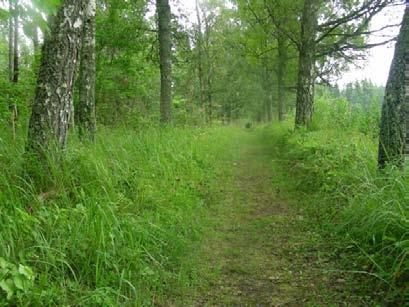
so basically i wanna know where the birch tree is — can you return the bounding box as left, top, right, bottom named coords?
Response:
left=27, top=0, right=86, bottom=157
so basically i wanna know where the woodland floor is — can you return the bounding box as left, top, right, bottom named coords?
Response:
left=183, top=132, right=380, bottom=306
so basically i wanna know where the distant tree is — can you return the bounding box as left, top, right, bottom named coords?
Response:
left=378, top=3, right=409, bottom=168
left=195, top=0, right=205, bottom=109
left=8, top=0, right=14, bottom=82
left=236, top=0, right=300, bottom=122
left=342, top=80, right=384, bottom=110
left=157, top=0, right=172, bottom=123
left=12, top=0, right=19, bottom=83
left=93, top=0, right=153, bottom=125
left=193, top=0, right=214, bottom=122
left=9, top=0, right=19, bottom=83
left=261, top=59, right=273, bottom=121
left=277, top=31, right=287, bottom=121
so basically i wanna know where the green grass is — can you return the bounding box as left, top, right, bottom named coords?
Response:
left=261, top=98, right=409, bottom=304
left=1, top=94, right=408, bottom=305
left=0, top=125, right=246, bottom=305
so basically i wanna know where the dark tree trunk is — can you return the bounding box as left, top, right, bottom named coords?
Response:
left=262, top=63, right=273, bottom=122
left=157, top=0, right=172, bottom=124
left=206, top=68, right=213, bottom=124
left=27, top=0, right=86, bottom=156
left=277, top=33, right=286, bottom=122
left=207, top=87, right=213, bottom=123
left=77, top=0, right=96, bottom=141
left=226, top=99, right=232, bottom=124
left=12, top=0, right=19, bottom=83
left=8, top=0, right=14, bottom=82
left=378, top=6, right=409, bottom=168
left=265, top=96, right=272, bottom=122
left=295, top=0, right=319, bottom=127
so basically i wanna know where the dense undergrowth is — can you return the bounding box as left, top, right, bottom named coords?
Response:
left=263, top=94, right=409, bottom=303
left=0, top=125, right=244, bottom=305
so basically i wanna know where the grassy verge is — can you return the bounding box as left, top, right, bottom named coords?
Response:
left=0, top=125, right=246, bottom=305
left=261, top=100, right=408, bottom=303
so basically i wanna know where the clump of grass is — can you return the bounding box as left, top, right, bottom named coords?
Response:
left=263, top=97, right=408, bottom=303
left=0, top=125, right=245, bottom=305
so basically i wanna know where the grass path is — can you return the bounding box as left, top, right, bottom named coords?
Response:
left=187, top=131, right=375, bottom=306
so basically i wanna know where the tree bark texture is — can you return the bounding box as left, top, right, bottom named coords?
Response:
left=77, top=0, right=97, bottom=141
left=295, top=0, right=319, bottom=127
left=378, top=5, right=409, bottom=168
left=157, top=0, right=172, bottom=123
left=27, top=0, right=86, bottom=156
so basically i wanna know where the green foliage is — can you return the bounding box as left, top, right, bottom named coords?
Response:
left=0, top=65, right=36, bottom=128
left=0, top=125, right=243, bottom=305
left=264, top=92, right=408, bottom=302
left=0, top=258, right=35, bottom=300
left=313, top=85, right=381, bottom=137
left=30, top=0, right=61, bottom=15
left=0, top=0, right=404, bottom=303
left=0, top=8, right=9, bottom=21
left=342, top=79, right=384, bottom=108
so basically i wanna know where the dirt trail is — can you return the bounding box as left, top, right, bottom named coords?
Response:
left=192, top=135, right=372, bottom=306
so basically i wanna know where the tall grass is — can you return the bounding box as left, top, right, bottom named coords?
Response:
left=0, top=125, right=244, bottom=305
left=263, top=96, right=408, bottom=302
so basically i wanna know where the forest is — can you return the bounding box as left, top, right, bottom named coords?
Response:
left=0, top=0, right=408, bottom=305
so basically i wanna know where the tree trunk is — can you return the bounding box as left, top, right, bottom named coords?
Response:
left=265, top=96, right=272, bottom=122
left=27, top=0, right=86, bottom=157
left=8, top=0, right=14, bottom=82
left=77, top=0, right=96, bottom=141
left=195, top=0, right=205, bottom=108
left=204, top=16, right=213, bottom=124
left=277, top=33, right=286, bottom=122
left=378, top=5, right=409, bottom=168
left=12, top=0, right=19, bottom=83
left=262, top=63, right=272, bottom=122
left=206, top=71, right=213, bottom=123
left=157, top=0, right=172, bottom=124
left=295, top=0, right=319, bottom=127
